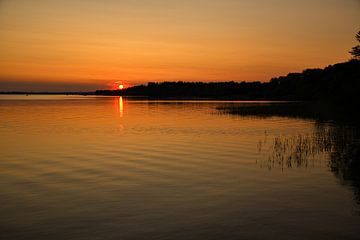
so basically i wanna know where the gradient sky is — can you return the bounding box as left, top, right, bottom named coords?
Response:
left=0, top=0, right=359, bottom=91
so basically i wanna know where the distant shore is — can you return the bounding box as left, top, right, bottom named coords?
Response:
left=2, top=60, right=359, bottom=102
left=0, top=91, right=94, bottom=95
left=95, top=59, right=360, bottom=102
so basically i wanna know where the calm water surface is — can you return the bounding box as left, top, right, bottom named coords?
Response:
left=0, top=95, right=359, bottom=240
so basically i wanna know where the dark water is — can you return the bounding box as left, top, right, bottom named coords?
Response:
left=0, top=95, right=359, bottom=240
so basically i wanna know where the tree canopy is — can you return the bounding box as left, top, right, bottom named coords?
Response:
left=350, top=31, right=360, bottom=59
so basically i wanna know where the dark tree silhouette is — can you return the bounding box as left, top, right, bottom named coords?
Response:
left=96, top=60, right=360, bottom=102
left=350, top=31, right=360, bottom=59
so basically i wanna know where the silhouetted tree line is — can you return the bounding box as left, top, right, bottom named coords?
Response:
left=267, top=59, right=360, bottom=101
left=96, top=59, right=360, bottom=102
left=97, top=81, right=267, bottom=99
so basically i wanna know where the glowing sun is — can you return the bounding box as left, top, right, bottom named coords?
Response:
left=118, top=84, right=124, bottom=90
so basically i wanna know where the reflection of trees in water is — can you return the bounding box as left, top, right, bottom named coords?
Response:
left=327, top=125, right=360, bottom=204
left=258, top=123, right=360, bottom=204
left=217, top=101, right=360, bottom=124
left=218, top=102, right=360, bottom=204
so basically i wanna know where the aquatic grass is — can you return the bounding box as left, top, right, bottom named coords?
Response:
left=257, top=124, right=359, bottom=172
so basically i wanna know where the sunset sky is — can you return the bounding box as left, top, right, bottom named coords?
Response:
left=0, top=0, right=359, bottom=91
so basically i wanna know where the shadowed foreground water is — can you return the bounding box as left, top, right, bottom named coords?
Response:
left=0, top=96, right=359, bottom=240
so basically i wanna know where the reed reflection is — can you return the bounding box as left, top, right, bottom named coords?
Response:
left=259, top=125, right=360, bottom=206
left=256, top=124, right=359, bottom=170
left=218, top=102, right=360, bottom=206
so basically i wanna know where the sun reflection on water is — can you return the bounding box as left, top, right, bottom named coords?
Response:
left=119, top=96, right=123, bottom=117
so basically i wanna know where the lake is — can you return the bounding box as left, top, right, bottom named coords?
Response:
left=0, top=95, right=359, bottom=240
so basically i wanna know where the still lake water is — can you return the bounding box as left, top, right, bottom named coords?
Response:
left=0, top=95, right=359, bottom=240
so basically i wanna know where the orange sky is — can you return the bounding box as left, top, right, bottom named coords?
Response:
left=0, top=0, right=359, bottom=91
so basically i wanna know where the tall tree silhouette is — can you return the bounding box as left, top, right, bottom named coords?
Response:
left=350, top=31, right=360, bottom=59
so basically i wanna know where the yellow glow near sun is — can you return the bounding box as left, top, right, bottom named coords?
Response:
left=119, top=84, right=124, bottom=90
